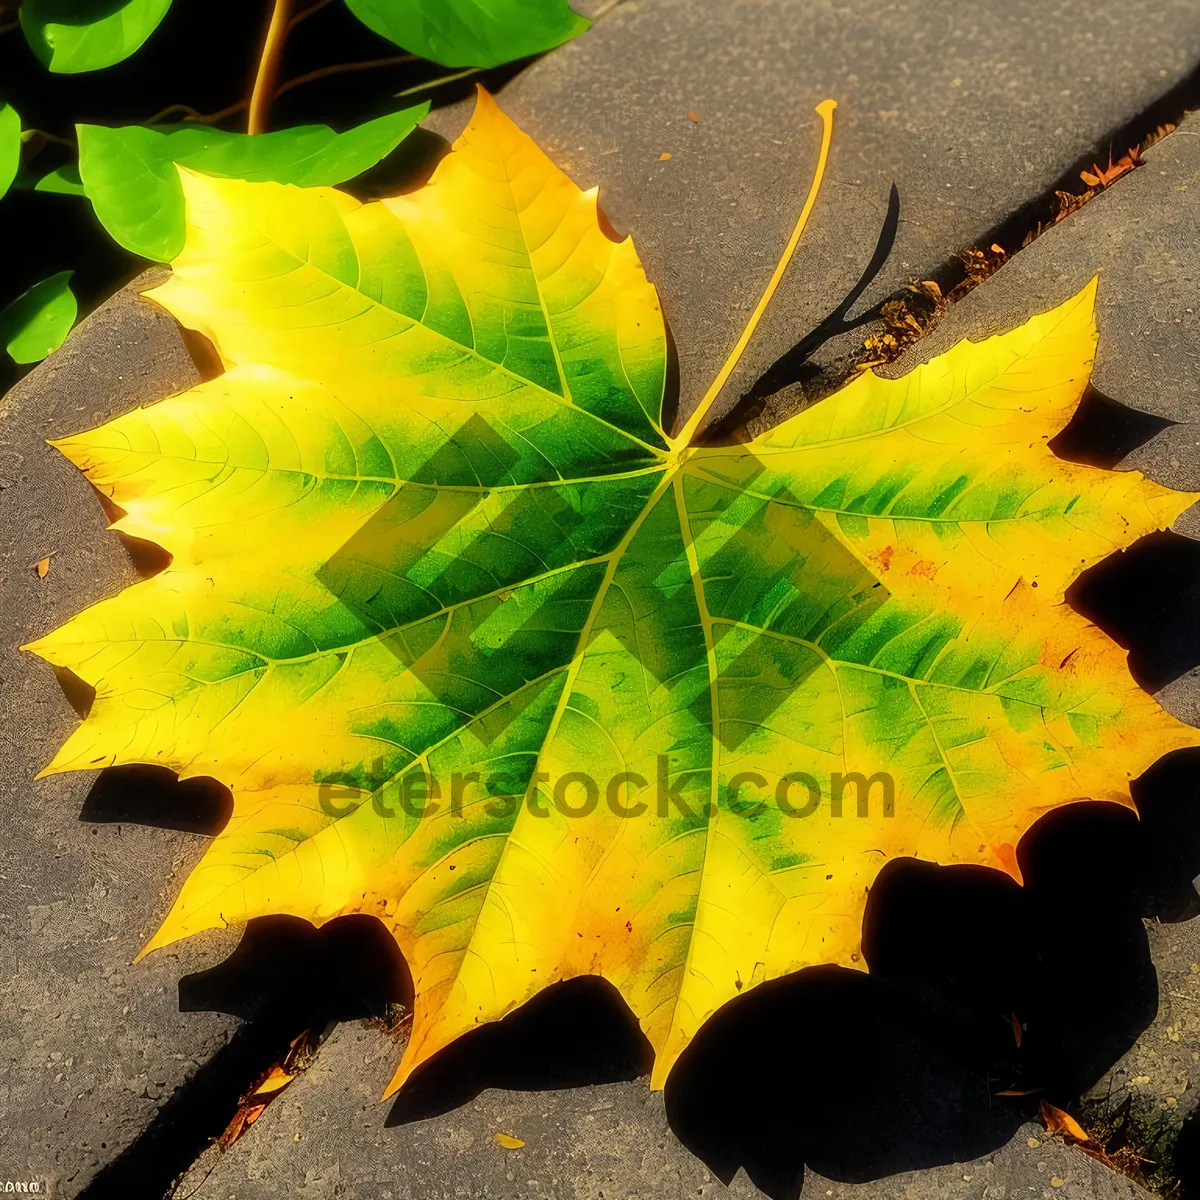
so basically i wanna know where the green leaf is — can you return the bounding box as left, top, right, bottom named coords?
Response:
left=21, top=0, right=173, bottom=73
left=344, top=0, right=590, bottom=67
left=34, top=163, right=87, bottom=195
left=15, top=162, right=87, bottom=196
left=77, top=105, right=431, bottom=261
left=0, top=272, right=77, bottom=364
left=0, top=104, right=19, bottom=199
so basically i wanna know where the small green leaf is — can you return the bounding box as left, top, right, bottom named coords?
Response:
left=344, top=0, right=590, bottom=68
left=0, top=272, right=77, bottom=364
left=0, top=104, right=20, bottom=199
left=77, top=105, right=430, bottom=261
left=21, top=0, right=173, bottom=74
left=17, top=162, right=87, bottom=196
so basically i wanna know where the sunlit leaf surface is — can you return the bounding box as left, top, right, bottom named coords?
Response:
left=21, top=0, right=173, bottom=73
left=30, top=91, right=1199, bottom=1094
left=78, top=104, right=428, bottom=261
left=344, top=0, right=589, bottom=67
left=1, top=271, right=77, bottom=364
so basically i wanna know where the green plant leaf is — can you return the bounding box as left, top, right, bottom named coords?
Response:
left=33, top=163, right=87, bottom=195
left=0, top=104, right=20, bottom=199
left=14, top=162, right=87, bottom=196
left=21, top=0, right=173, bottom=73
left=344, top=0, right=590, bottom=67
left=0, top=105, right=18, bottom=199
left=77, top=104, right=431, bottom=261
left=0, top=272, right=77, bottom=364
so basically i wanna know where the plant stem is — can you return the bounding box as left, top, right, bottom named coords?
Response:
left=673, top=99, right=837, bottom=447
left=287, top=0, right=335, bottom=30
left=248, top=0, right=294, bottom=135
left=395, top=66, right=481, bottom=98
left=21, top=127, right=76, bottom=149
left=275, top=53, right=416, bottom=99
left=146, top=101, right=249, bottom=127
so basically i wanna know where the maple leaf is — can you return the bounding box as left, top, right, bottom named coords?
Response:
left=27, top=90, right=1200, bottom=1097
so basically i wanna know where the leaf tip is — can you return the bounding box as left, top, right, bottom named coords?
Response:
left=380, top=1061, right=409, bottom=1101
left=33, top=747, right=80, bottom=780
left=131, top=941, right=157, bottom=965
left=137, top=917, right=184, bottom=962
left=20, top=631, right=58, bottom=664
left=993, top=842, right=1024, bottom=885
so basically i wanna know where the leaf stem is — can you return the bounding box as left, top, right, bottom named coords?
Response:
left=248, top=0, right=294, bottom=135
left=396, top=66, right=482, bottom=98
left=145, top=100, right=248, bottom=127
left=275, top=53, right=416, bottom=99
left=21, top=127, right=76, bottom=149
left=673, top=99, right=837, bottom=447
left=287, top=0, right=335, bottom=30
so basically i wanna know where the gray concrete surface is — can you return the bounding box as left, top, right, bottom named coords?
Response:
left=0, top=280, right=244, bottom=1196
left=881, top=106, right=1200, bottom=1189
left=886, top=109, right=1200, bottom=724
left=178, top=1022, right=1156, bottom=1200
left=426, top=0, right=1200, bottom=430
left=6, top=0, right=1200, bottom=1197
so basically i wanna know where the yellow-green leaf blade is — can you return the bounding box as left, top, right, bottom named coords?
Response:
left=146, top=90, right=668, bottom=464
left=29, top=94, right=1200, bottom=1102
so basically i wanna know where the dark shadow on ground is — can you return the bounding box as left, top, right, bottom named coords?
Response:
left=1171, top=1106, right=1200, bottom=1198
left=81, top=765, right=232, bottom=836
left=77, top=916, right=410, bottom=1200
left=703, top=182, right=902, bottom=443
left=665, top=797, right=1166, bottom=1198
left=387, top=977, right=653, bottom=1125
left=1048, top=386, right=1175, bottom=471
left=1070, top=529, right=1200, bottom=694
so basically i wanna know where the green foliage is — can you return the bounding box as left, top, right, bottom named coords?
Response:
left=20, top=0, right=174, bottom=74
left=1, top=0, right=592, bottom=390
left=0, top=272, right=77, bottom=364
left=22, top=163, right=86, bottom=195
left=344, top=0, right=590, bottom=68
left=77, top=104, right=430, bottom=260
left=0, top=105, right=20, bottom=200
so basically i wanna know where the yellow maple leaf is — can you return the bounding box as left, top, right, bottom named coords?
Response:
left=26, top=90, right=1200, bottom=1097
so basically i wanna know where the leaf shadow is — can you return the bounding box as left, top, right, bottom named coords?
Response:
left=1070, top=528, right=1200, bottom=694
left=76, top=914, right=410, bottom=1200
left=665, top=787, right=1193, bottom=1199
left=80, top=764, right=232, bottom=836
left=701, top=182, right=902, bottom=445
left=386, top=976, right=653, bottom=1125
left=1058, top=385, right=1200, bottom=695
